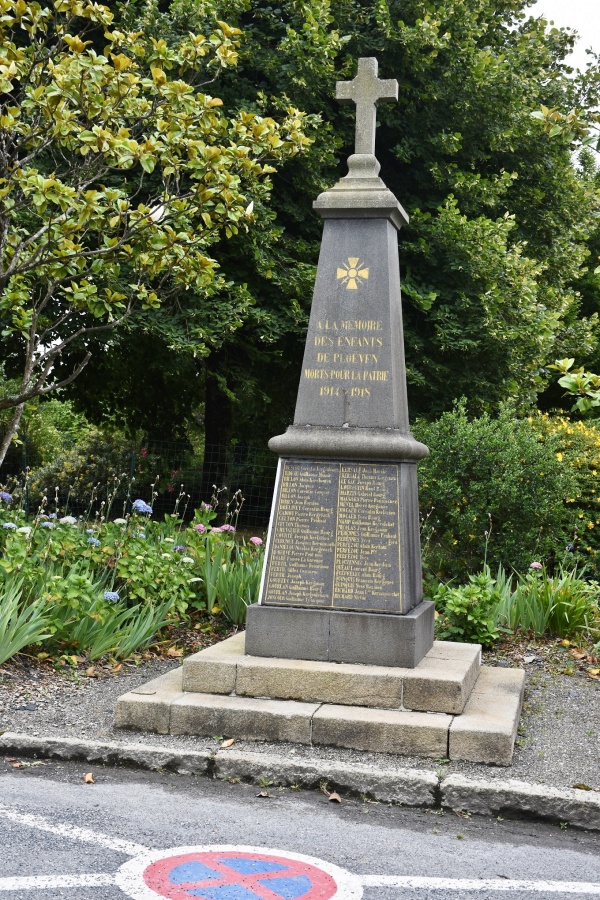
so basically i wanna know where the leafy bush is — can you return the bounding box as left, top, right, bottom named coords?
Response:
left=31, top=560, right=174, bottom=659
left=434, top=563, right=600, bottom=645
left=415, top=402, right=577, bottom=580
left=24, top=427, right=139, bottom=512
left=0, top=495, right=264, bottom=662
left=0, top=576, right=52, bottom=665
left=433, top=567, right=511, bottom=646
left=533, top=415, right=600, bottom=574
left=214, top=539, right=264, bottom=626
left=497, top=566, right=599, bottom=639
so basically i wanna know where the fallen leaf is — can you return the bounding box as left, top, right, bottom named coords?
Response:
left=570, top=649, right=587, bottom=660
left=12, top=763, right=21, bottom=769
left=110, top=663, right=123, bottom=674
left=256, top=790, right=270, bottom=798
left=5, top=757, right=17, bottom=762
left=83, top=772, right=95, bottom=784
left=328, top=792, right=342, bottom=803
left=572, top=783, right=595, bottom=791
left=85, top=667, right=97, bottom=678
left=221, top=738, right=235, bottom=749
left=588, top=668, right=600, bottom=676
left=167, top=646, right=183, bottom=658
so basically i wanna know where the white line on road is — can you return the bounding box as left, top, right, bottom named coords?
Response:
left=363, top=875, right=600, bottom=894
left=0, top=804, right=149, bottom=857
left=0, top=874, right=116, bottom=891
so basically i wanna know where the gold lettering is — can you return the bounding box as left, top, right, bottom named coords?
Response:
left=339, top=320, right=382, bottom=331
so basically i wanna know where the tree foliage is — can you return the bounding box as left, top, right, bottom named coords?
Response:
left=5, top=0, right=600, bottom=453
left=0, top=0, right=315, bottom=464
left=79, top=0, right=600, bottom=442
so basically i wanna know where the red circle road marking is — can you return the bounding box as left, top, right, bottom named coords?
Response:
left=115, top=845, right=363, bottom=900
left=144, top=849, right=336, bottom=899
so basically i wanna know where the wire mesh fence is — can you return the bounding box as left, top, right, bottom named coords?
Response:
left=1, top=438, right=278, bottom=530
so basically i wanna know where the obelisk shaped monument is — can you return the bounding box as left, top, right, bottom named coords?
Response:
left=246, top=58, right=433, bottom=667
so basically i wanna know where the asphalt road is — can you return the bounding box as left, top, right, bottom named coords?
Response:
left=1, top=759, right=600, bottom=899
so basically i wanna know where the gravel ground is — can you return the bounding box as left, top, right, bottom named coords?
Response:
left=1, top=646, right=598, bottom=791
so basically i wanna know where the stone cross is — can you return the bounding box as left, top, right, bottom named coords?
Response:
left=336, top=57, right=398, bottom=156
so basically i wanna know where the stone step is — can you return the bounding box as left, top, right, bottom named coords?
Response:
left=449, top=666, right=525, bottom=765
left=181, top=632, right=481, bottom=715
left=115, top=661, right=524, bottom=764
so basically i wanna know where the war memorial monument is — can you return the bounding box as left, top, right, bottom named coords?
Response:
left=117, top=59, right=525, bottom=765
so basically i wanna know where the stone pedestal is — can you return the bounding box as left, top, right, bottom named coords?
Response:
left=115, top=634, right=525, bottom=765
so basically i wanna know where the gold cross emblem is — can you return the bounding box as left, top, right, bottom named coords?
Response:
left=336, top=257, right=369, bottom=290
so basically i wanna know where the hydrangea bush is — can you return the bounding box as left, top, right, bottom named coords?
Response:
left=0, top=493, right=264, bottom=664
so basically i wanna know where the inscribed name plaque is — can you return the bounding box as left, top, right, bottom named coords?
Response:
left=262, top=459, right=402, bottom=613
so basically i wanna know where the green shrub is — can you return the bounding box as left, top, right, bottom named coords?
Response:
left=433, top=566, right=511, bottom=646
left=215, top=539, right=263, bottom=626
left=533, top=415, right=600, bottom=574
left=0, top=576, right=52, bottom=665
left=415, top=401, right=577, bottom=580
left=24, top=427, right=135, bottom=514
left=497, top=566, right=599, bottom=639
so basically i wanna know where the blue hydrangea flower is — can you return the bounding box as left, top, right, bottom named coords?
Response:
left=86, top=528, right=95, bottom=534
left=2, top=522, right=17, bottom=529
left=48, top=513, right=57, bottom=520
left=0, top=491, right=13, bottom=503
left=87, top=536, right=101, bottom=547
left=41, top=521, right=56, bottom=529
left=174, top=545, right=185, bottom=552
left=135, top=531, right=146, bottom=539
left=132, top=499, right=153, bottom=514
left=103, top=591, right=120, bottom=603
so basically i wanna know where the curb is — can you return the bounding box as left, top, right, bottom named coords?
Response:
left=1, top=732, right=599, bottom=831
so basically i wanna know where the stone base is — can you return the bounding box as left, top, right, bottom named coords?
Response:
left=115, top=634, right=525, bottom=764
left=245, top=599, right=434, bottom=668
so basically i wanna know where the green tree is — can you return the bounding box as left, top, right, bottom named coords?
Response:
left=60, top=0, right=600, bottom=447
left=0, top=0, right=315, bottom=467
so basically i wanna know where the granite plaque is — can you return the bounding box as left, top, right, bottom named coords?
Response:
left=261, top=458, right=402, bottom=613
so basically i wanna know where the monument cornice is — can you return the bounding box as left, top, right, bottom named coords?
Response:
left=313, top=153, right=409, bottom=231
left=268, top=425, right=428, bottom=461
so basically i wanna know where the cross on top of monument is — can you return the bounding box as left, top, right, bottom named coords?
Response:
left=336, top=58, right=398, bottom=157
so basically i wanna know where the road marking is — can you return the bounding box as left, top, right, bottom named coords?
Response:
left=362, top=875, right=600, bottom=894
left=116, top=845, right=363, bottom=899
left=0, top=874, right=116, bottom=891
left=2, top=806, right=599, bottom=898
left=0, top=803, right=149, bottom=857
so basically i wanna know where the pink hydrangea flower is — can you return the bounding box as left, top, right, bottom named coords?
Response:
left=220, top=524, right=236, bottom=532
left=249, top=536, right=263, bottom=546
left=210, top=526, right=223, bottom=533
left=529, top=561, right=543, bottom=570
left=194, top=524, right=206, bottom=533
